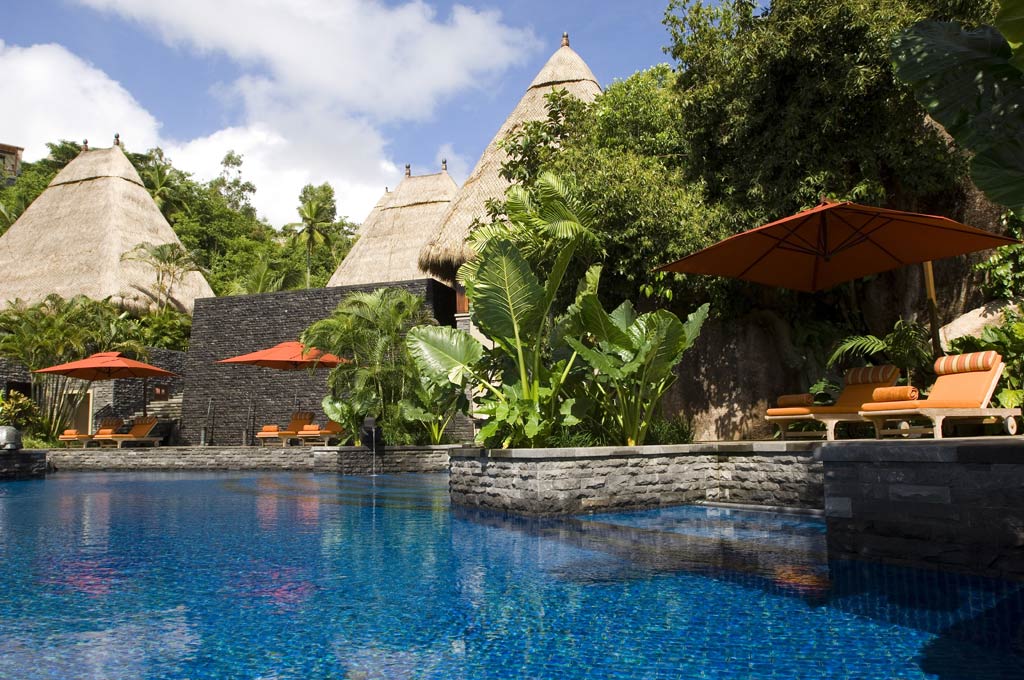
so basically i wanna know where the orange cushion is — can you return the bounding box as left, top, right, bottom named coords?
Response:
left=934, top=351, right=1000, bottom=375
left=872, top=386, right=918, bottom=402
left=845, top=365, right=899, bottom=386
left=301, top=424, right=320, bottom=432
left=766, top=405, right=861, bottom=416
left=62, top=429, right=78, bottom=436
left=860, top=399, right=995, bottom=412
left=776, top=393, right=813, bottom=407
left=261, top=425, right=279, bottom=432
left=95, top=428, right=114, bottom=436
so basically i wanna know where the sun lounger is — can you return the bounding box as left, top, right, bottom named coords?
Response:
left=860, top=351, right=1021, bottom=438
left=93, top=416, right=161, bottom=448
left=58, top=417, right=123, bottom=448
left=297, top=420, right=345, bottom=446
left=255, top=411, right=315, bottom=446
left=766, top=365, right=899, bottom=440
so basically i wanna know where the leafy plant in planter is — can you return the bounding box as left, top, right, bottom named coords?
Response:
left=565, top=296, right=708, bottom=446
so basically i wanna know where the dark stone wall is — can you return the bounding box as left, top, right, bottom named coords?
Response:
left=179, top=279, right=456, bottom=445
left=97, top=348, right=186, bottom=419
left=0, top=451, right=46, bottom=479
left=0, top=358, right=31, bottom=396
left=821, top=438, right=1024, bottom=579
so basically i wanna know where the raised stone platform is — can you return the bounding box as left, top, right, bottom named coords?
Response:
left=0, top=451, right=47, bottom=479
left=821, top=438, right=1024, bottom=579
left=46, top=445, right=455, bottom=474
left=449, top=441, right=822, bottom=515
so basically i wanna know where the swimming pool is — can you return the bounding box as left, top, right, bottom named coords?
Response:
left=0, top=472, right=1020, bottom=678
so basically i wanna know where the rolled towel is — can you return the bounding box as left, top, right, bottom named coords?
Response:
left=261, top=424, right=280, bottom=433
left=872, top=385, right=919, bottom=402
left=301, top=424, right=320, bottom=432
left=62, top=429, right=79, bottom=436
left=776, top=393, right=813, bottom=407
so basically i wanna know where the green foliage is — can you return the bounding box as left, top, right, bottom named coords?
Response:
left=0, top=295, right=148, bottom=438
left=949, top=309, right=1024, bottom=407
left=410, top=176, right=706, bottom=448
left=135, top=309, right=192, bottom=351
left=664, top=0, right=992, bottom=220
left=827, top=318, right=933, bottom=383
left=892, top=1, right=1024, bottom=214
left=643, top=414, right=695, bottom=446
left=0, top=140, right=82, bottom=235
left=303, top=288, right=444, bottom=445
left=975, top=213, right=1024, bottom=299
left=121, top=241, right=204, bottom=313
left=0, top=390, right=43, bottom=433
left=566, top=297, right=709, bottom=445
left=285, top=183, right=351, bottom=288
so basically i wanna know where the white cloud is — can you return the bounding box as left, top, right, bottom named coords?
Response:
left=0, top=40, right=161, bottom=159
left=3, top=2, right=538, bottom=227
left=74, top=0, right=537, bottom=121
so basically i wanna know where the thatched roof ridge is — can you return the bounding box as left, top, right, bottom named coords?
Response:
left=418, top=35, right=601, bottom=282
left=328, top=169, right=458, bottom=286
left=0, top=145, right=214, bottom=313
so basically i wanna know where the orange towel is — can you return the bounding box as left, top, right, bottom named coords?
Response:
left=261, top=425, right=280, bottom=433
left=872, top=386, right=919, bottom=402
left=776, top=393, right=813, bottom=407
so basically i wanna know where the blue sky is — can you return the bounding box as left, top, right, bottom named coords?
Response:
left=1, top=1, right=675, bottom=226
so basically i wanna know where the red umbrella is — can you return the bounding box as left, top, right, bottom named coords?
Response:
left=35, top=351, right=177, bottom=416
left=658, top=200, right=1017, bottom=292
left=658, top=200, right=1019, bottom=353
left=217, top=341, right=344, bottom=370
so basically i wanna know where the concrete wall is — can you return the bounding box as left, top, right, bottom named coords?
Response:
left=0, top=450, right=46, bottom=479
left=821, top=438, right=1024, bottom=579
left=449, top=442, right=822, bottom=515
left=179, top=279, right=455, bottom=445
left=46, top=444, right=455, bottom=474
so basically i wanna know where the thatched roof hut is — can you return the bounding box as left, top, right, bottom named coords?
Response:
left=328, top=164, right=458, bottom=286
left=418, top=33, right=602, bottom=282
left=0, top=143, right=214, bottom=313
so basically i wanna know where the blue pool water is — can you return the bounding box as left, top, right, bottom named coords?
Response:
left=0, top=472, right=1021, bottom=679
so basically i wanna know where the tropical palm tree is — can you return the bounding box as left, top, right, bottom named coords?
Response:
left=828, top=319, right=933, bottom=384
left=227, top=259, right=304, bottom=295
left=121, top=242, right=204, bottom=312
left=302, top=288, right=435, bottom=436
left=286, top=198, right=333, bottom=288
left=0, top=295, right=146, bottom=438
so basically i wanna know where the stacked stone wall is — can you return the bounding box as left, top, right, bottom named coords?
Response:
left=821, top=439, right=1024, bottom=579
left=0, top=451, right=46, bottom=479
left=47, top=445, right=455, bottom=474
left=449, top=442, right=821, bottom=515
left=179, top=279, right=455, bottom=445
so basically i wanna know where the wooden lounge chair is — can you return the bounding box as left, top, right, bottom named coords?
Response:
left=766, top=365, right=899, bottom=440
left=94, top=416, right=161, bottom=448
left=860, top=351, right=1021, bottom=438
left=255, top=411, right=315, bottom=446
left=297, top=420, right=345, bottom=446
left=58, top=417, right=123, bottom=448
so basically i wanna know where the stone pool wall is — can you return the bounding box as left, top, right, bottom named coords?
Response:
left=449, top=442, right=822, bottom=515
left=0, top=451, right=46, bottom=479
left=46, top=445, right=455, bottom=474
left=821, top=438, right=1024, bottom=579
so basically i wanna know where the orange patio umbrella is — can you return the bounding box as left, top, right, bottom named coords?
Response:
left=658, top=200, right=1017, bottom=292
left=35, top=351, right=177, bottom=416
left=658, top=200, right=1019, bottom=352
left=217, top=341, right=345, bottom=371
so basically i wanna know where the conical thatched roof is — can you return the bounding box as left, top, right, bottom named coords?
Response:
left=0, top=144, right=214, bottom=313
left=418, top=34, right=601, bottom=282
left=328, top=166, right=458, bottom=286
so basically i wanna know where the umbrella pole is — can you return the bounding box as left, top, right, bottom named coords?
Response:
left=142, top=377, right=148, bottom=417
left=922, top=261, right=943, bottom=357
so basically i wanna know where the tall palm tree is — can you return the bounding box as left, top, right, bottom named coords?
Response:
left=302, top=288, right=434, bottom=424
left=121, top=242, right=203, bottom=312
left=286, top=198, right=333, bottom=288
left=227, top=259, right=303, bottom=295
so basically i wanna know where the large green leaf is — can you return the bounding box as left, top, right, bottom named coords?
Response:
left=470, top=240, right=545, bottom=344
left=406, top=325, right=484, bottom=387
left=579, top=294, right=633, bottom=349
left=892, top=20, right=1024, bottom=213
left=997, top=0, right=1024, bottom=70
left=632, top=310, right=689, bottom=385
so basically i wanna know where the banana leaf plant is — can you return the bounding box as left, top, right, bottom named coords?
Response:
left=565, top=297, right=708, bottom=446
left=406, top=238, right=584, bottom=448
left=397, top=374, right=469, bottom=445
